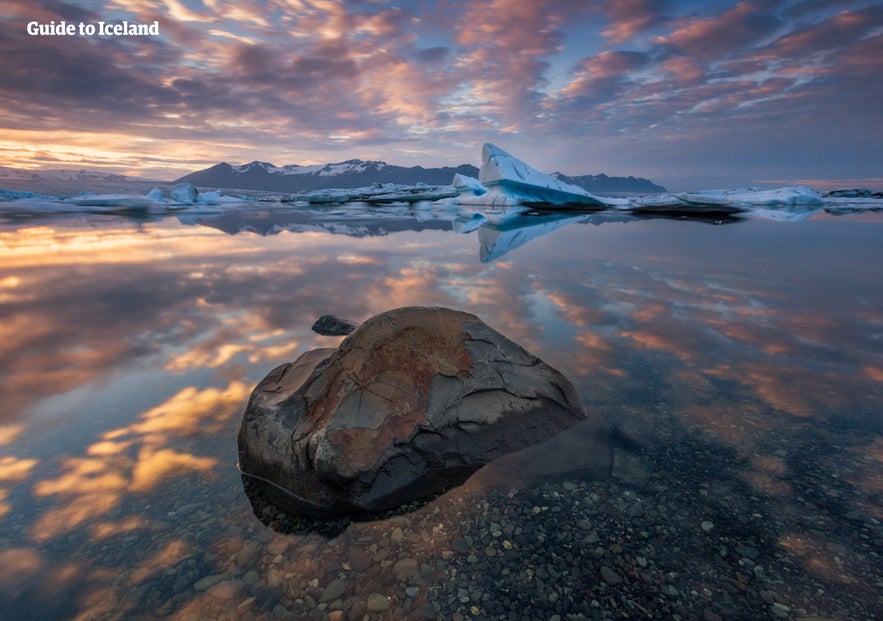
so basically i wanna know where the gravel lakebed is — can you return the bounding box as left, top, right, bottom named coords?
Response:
left=222, top=423, right=881, bottom=621
left=7, top=385, right=879, bottom=621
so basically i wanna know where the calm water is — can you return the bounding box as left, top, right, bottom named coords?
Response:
left=0, top=204, right=881, bottom=620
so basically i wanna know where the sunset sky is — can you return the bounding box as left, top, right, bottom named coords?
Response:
left=1, top=0, right=881, bottom=189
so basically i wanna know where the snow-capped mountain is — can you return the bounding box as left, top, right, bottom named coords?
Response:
left=174, top=159, right=481, bottom=193
left=174, top=159, right=667, bottom=194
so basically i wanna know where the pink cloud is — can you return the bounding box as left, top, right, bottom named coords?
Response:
left=598, top=0, right=671, bottom=43
left=655, top=2, right=781, bottom=59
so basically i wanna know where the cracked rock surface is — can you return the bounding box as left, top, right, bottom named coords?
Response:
left=238, top=306, right=606, bottom=517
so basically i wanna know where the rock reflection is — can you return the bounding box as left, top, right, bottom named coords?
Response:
left=240, top=417, right=613, bottom=538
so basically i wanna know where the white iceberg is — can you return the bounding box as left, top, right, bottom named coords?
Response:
left=456, top=143, right=607, bottom=208
left=676, top=186, right=824, bottom=207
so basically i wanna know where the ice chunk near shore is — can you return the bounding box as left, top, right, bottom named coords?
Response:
left=456, top=143, right=607, bottom=208
left=676, top=186, right=823, bottom=207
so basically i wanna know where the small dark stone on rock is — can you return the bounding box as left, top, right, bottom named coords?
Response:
left=311, top=314, right=359, bottom=336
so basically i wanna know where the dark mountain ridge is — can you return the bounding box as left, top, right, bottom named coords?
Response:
left=553, top=172, right=667, bottom=194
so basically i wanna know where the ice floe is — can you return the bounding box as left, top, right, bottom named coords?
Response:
left=676, top=185, right=824, bottom=208
left=296, top=183, right=457, bottom=204
left=0, top=189, right=53, bottom=201
left=623, top=194, right=742, bottom=215
left=0, top=182, right=248, bottom=219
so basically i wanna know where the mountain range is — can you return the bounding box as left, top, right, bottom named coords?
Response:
left=552, top=172, right=666, bottom=194
left=174, top=159, right=667, bottom=194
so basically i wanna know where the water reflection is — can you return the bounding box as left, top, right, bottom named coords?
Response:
left=1, top=205, right=881, bottom=619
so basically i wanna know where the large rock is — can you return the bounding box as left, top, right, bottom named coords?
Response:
left=238, top=306, right=599, bottom=517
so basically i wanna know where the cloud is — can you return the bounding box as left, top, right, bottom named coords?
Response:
left=559, top=51, right=650, bottom=103
left=0, top=1, right=880, bottom=184
left=595, top=0, right=673, bottom=43
left=452, top=0, right=574, bottom=127
left=655, top=2, right=784, bottom=59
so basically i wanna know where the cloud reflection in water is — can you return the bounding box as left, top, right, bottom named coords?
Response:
left=0, top=206, right=881, bottom=618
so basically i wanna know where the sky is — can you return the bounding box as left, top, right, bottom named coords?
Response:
left=0, top=0, right=881, bottom=190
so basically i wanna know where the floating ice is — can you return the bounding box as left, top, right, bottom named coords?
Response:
left=823, top=188, right=883, bottom=199
left=676, top=186, right=824, bottom=207
left=0, top=189, right=53, bottom=201
left=456, top=144, right=607, bottom=208
left=195, top=189, right=247, bottom=205
left=298, top=183, right=457, bottom=205
left=623, top=193, right=743, bottom=215
left=65, top=193, right=164, bottom=208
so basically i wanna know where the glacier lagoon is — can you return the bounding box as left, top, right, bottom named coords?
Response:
left=0, top=201, right=882, bottom=620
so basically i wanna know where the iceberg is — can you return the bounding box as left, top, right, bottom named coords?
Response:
left=676, top=186, right=824, bottom=208
left=456, top=143, right=607, bottom=209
